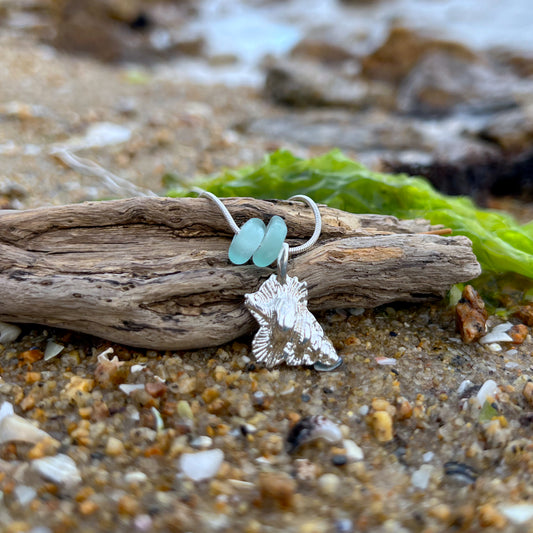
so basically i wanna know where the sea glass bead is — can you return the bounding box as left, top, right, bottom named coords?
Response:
left=253, top=215, right=288, bottom=267
left=228, top=218, right=266, bottom=265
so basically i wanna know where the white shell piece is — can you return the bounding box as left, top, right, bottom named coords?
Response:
left=179, top=449, right=224, bottom=482
left=480, top=322, right=513, bottom=344
left=44, top=340, right=64, bottom=361
left=0, top=413, right=50, bottom=444
left=245, top=274, right=340, bottom=368
left=0, top=401, right=14, bottom=422
left=499, top=503, right=533, bottom=524
left=31, top=454, right=81, bottom=487
left=477, top=379, right=499, bottom=406
left=119, top=384, right=145, bottom=395
left=0, top=321, right=21, bottom=344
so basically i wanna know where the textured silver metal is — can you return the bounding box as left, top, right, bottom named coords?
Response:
left=245, top=273, right=341, bottom=368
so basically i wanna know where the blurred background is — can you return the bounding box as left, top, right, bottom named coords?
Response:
left=1, top=0, right=532, bottom=215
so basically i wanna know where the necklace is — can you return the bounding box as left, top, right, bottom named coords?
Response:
left=194, top=188, right=343, bottom=372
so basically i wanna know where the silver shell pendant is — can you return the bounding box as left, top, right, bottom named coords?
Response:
left=244, top=274, right=342, bottom=370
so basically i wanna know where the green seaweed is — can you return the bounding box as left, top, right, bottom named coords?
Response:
left=168, top=149, right=533, bottom=280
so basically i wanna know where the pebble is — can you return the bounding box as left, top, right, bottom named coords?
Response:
left=318, top=473, right=341, bottom=496
left=423, top=451, right=434, bottom=462
left=522, top=381, right=533, bottom=406
left=258, top=472, right=296, bottom=509
left=369, top=411, right=394, bottom=442
left=343, top=439, right=364, bottom=462
left=486, top=343, right=502, bottom=353
left=124, top=471, right=148, bottom=485
left=508, top=324, right=528, bottom=344
left=499, top=503, right=533, bottom=524
left=335, top=518, right=354, bottom=533
left=332, top=454, right=347, bottom=466
left=190, top=436, right=213, bottom=449
left=0, top=321, right=21, bottom=344
left=477, top=379, right=499, bottom=405
left=177, top=400, right=194, bottom=420
left=478, top=503, right=507, bottom=528
left=14, top=485, right=37, bottom=506
left=411, top=465, right=433, bottom=490
left=105, top=436, right=125, bottom=457
left=179, top=449, right=224, bottom=482
left=31, top=454, right=82, bottom=487
left=455, top=285, right=488, bottom=343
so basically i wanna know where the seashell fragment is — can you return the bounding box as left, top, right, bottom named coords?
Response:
left=179, top=449, right=224, bottom=482
left=245, top=274, right=341, bottom=369
left=286, top=415, right=342, bottom=453
left=31, top=453, right=82, bottom=487
left=0, top=411, right=51, bottom=445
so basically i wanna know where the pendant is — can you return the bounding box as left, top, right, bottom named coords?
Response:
left=244, top=273, right=342, bottom=370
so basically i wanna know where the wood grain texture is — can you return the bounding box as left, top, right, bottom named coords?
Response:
left=0, top=197, right=481, bottom=349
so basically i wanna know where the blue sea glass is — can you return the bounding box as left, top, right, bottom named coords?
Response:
left=228, top=218, right=266, bottom=265
left=253, top=216, right=287, bottom=267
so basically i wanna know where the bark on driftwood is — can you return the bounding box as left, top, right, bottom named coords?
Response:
left=0, top=197, right=480, bottom=350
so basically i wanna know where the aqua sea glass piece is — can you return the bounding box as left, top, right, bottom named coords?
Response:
left=228, top=218, right=266, bottom=265
left=253, top=216, right=288, bottom=267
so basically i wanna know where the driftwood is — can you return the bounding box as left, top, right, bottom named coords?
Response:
left=0, top=197, right=480, bottom=350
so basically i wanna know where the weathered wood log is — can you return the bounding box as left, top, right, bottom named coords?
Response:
left=0, top=197, right=480, bottom=350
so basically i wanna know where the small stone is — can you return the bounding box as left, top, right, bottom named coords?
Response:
left=105, top=436, right=125, bottom=456
left=134, top=514, right=153, bottom=531
left=523, top=381, right=533, bottom=406
left=455, top=285, right=488, bottom=343
left=177, top=400, right=194, bottom=420
left=79, top=500, right=99, bottom=515
left=411, top=465, right=433, bottom=490
left=0, top=321, right=21, bottom=344
left=61, top=376, right=95, bottom=406
left=295, top=458, right=318, bottom=482
left=478, top=503, right=507, bottom=529
left=429, top=504, right=452, bottom=522
left=332, top=454, right=347, bottom=466
left=31, top=454, right=82, bottom=487
left=423, top=451, right=434, bottom=462
left=298, top=521, right=329, bottom=533
left=14, top=485, right=36, bottom=506
left=369, top=411, right=394, bottom=442
left=124, top=471, right=148, bottom=485
left=179, top=449, right=224, bottom=482
left=258, top=472, right=296, bottom=509
left=508, top=324, right=528, bottom=344
left=19, top=349, right=44, bottom=364
left=318, top=473, right=341, bottom=496
left=27, top=435, right=61, bottom=460
left=118, top=494, right=140, bottom=516
left=343, top=439, right=364, bottom=462
left=514, top=304, right=533, bottom=326
left=145, top=382, right=167, bottom=398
